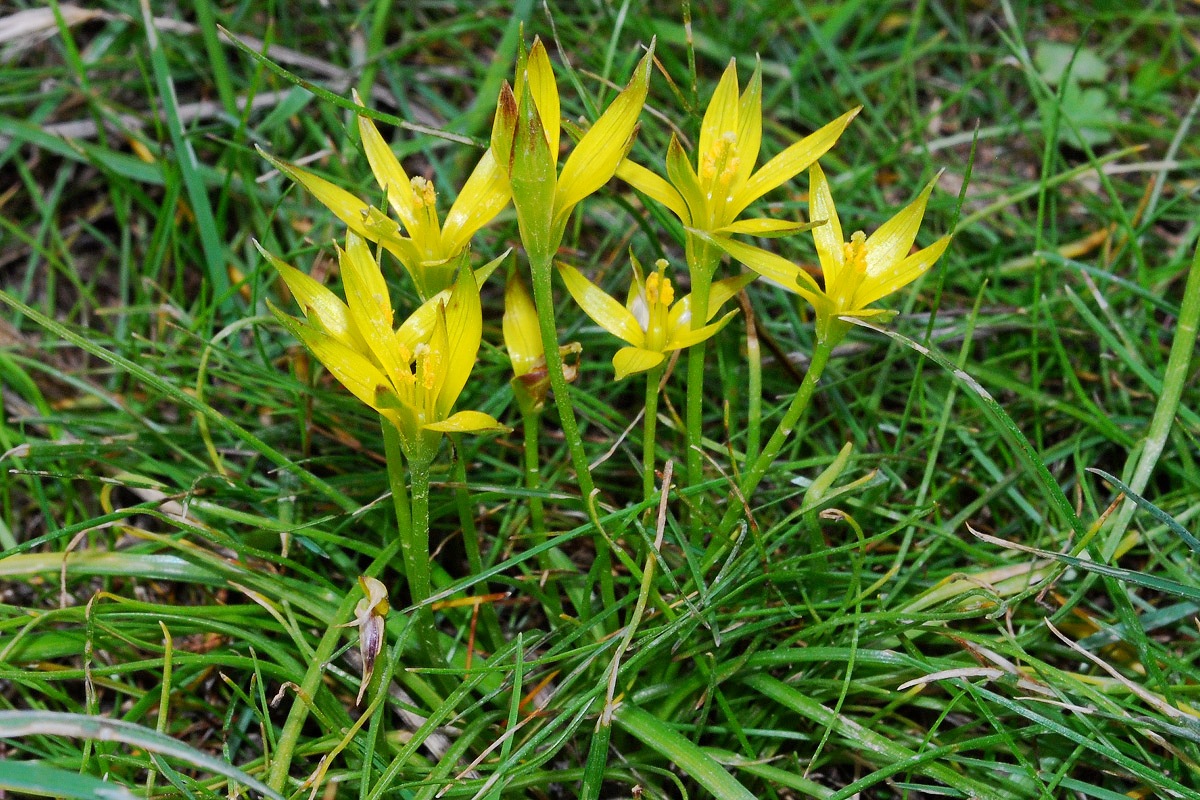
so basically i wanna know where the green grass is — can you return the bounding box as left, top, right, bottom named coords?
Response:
left=2, top=1, right=1200, bottom=798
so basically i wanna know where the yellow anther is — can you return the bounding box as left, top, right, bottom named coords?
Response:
left=843, top=230, right=868, bottom=274
left=414, top=343, right=439, bottom=391
left=700, top=133, right=738, bottom=183
left=646, top=260, right=674, bottom=307
left=410, top=176, right=437, bottom=208
left=645, top=272, right=661, bottom=306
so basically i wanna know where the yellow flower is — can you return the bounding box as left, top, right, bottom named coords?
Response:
left=502, top=266, right=580, bottom=412
left=558, top=255, right=753, bottom=380
left=490, top=37, right=654, bottom=254
left=259, top=233, right=508, bottom=459
left=259, top=95, right=510, bottom=300
left=617, top=58, right=859, bottom=238
left=715, top=163, right=951, bottom=345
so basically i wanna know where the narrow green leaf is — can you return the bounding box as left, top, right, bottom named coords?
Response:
left=613, top=703, right=756, bottom=800
left=0, top=711, right=284, bottom=800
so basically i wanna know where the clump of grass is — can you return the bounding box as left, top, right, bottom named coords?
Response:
left=2, top=3, right=1199, bottom=799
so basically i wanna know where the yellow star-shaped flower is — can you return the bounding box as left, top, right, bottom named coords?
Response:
left=716, top=163, right=951, bottom=345
left=558, top=255, right=752, bottom=380
left=617, top=58, right=859, bottom=239
left=259, top=233, right=508, bottom=460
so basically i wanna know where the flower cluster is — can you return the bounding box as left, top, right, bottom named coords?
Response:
left=258, top=33, right=951, bottom=516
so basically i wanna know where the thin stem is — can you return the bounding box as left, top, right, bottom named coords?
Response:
left=743, top=292, right=762, bottom=469
left=743, top=337, right=834, bottom=498
left=382, top=423, right=440, bottom=663
left=683, top=233, right=722, bottom=545
left=703, top=336, right=835, bottom=572
left=642, top=365, right=665, bottom=506
left=527, top=250, right=615, bottom=615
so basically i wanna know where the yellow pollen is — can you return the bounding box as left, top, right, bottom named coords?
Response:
left=843, top=231, right=868, bottom=274
left=722, top=154, right=740, bottom=184
left=415, top=344, right=439, bottom=391
left=395, top=345, right=416, bottom=386
left=410, top=176, right=437, bottom=208
left=699, top=133, right=737, bottom=183
left=645, top=272, right=661, bottom=306
left=645, top=261, right=675, bottom=307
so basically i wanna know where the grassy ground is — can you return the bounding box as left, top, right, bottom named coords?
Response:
left=2, top=1, right=1199, bottom=798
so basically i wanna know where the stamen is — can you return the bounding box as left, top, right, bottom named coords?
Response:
left=411, top=176, right=437, bottom=208
left=843, top=230, right=868, bottom=274
left=653, top=259, right=675, bottom=307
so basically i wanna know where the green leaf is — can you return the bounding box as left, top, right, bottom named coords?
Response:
left=1034, top=41, right=1108, bottom=85
left=0, top=760, right=138, bottom=800
left=0, top=712, right=285, bottom=800
left=613, top=703, right=756, bottom=800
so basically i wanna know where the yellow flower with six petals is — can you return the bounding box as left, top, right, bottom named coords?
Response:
left=715, top=163, right=951, bottom=345
left=259, top=97, right=510, bottom=300
left=258, top=233, right=508, bottom=460
left=618, top=58, right=859, bottom=240
left=490, top=37, right=654, bottom=255
left=557, top=255, right=753, bottom=380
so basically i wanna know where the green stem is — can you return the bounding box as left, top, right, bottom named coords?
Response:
left=382, top=423, right=440, bottom=663
left=526, top=250, right=615, bottom=615
left=451, top=435, right=505, bottom=650
left=642, top=365, right=665, bottom=506
left=1102, top=238, right=1200, bottom=558
left=683, top=233, right=722, bottom=544
left=703, top=337, right=835, bottom=572
left=744, top=295, right=762, bottom=469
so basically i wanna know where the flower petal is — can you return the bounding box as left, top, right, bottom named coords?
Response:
left=855, top=235, right=951, bottom=308
left=256, top=241, right=356, bottom=344
left=270, top=302, right=390, bottom=414
left=425, top=410, right=510, bottom=434
left=436, top=263, right=483, bottom=418
left=503, top=266, right=542, bottom=377
left=259, top=147, right=372, bottom=237
left=665, top=134, right=705, bottom=228
left=340, top=234, right=411, bottom=389
left=556, top=44, right=654, bottom=215
left=864, top=172, right=941, bottom=278
left=518, top=38, right=560, bottom=164
left=440, top=148, right=511, bottom=254
left=808, top=162, right=844, bottom=279
left=715, top=217, right=817, bottom=237
left=668, top=271, right=754, bottom=331
left=356, top=106, right=419, bottom=232
left=557, top=260, right=644, bottom=346
left=733, top=59, right=763, bottom=193
left=699, top=59, right=740, bottom=163
left=732, top=106, right=859, bottom=217
left=490, top=82, right=518, bottom=172
left=703, top=233, right=821, bottom=299
left=616, top=158, right=689, bottom=223
left=665, top=308, right=739, bottom=351
left=613, top=346, right=665, bottom=381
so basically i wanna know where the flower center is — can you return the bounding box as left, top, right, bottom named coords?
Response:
left=645, top=267, right=675, bottom=308
left=831, top=230, right=870, bottom=311
left=409, top=176, right=442, bottom=258
left=641, top=259, right=674, bottom=352
left=699, top=133, right=740, bottom=226
left=842, top=230, right=869, bottom=275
